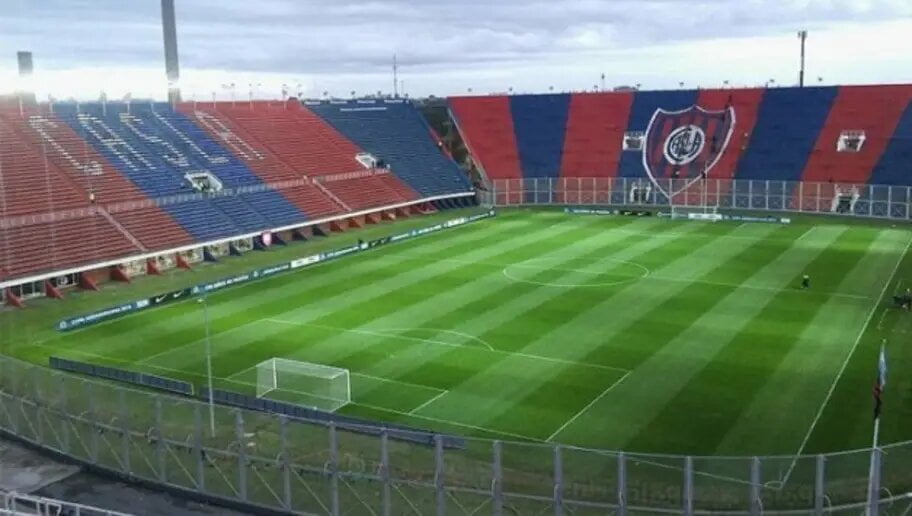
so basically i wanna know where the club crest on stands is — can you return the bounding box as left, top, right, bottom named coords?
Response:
left=641, top=105, right=735, bottom=200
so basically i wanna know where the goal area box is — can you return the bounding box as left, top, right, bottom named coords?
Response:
left=256, top=358, right=351, bottom=412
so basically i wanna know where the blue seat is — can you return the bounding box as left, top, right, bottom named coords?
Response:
left=54, top=102, right=307, bottom=240
left=309, top=100, right=473, bottom=197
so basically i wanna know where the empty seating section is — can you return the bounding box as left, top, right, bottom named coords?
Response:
left=801, top=85, right=912, bottom=184
left=108, top=206, right=193, bottom=250
left=449, top=96, right=523, bottom=179
left=178, top=104, right=302, bottom=183
left=309, top=100, right=473, bottom=196
left=694, top=88, right=765, bottom=181
left=281, top=184, right=344, bottom=219
left=560, top=92, right=633, bottom=178
left=736, top=87, right=838, bottom=181
left=870, top=103, right=912, bottom=185
left=450, top=85, right=912, bottom=187
left=178, top=102, right=402, bottom=217
left=186, top=101, right=361, bottom=176
left=321, top=174, right=414, bottom=211
left=509, top=94, right=571, bottom=179
left=0, top=116, right=87, bottom=215
left=1, top=108, right=194, bottom=252
left=0, top=215, right=139, bottom=278
left=52, top=102, right=303, bottom=239
left=0, top=98, right=471, bottom=282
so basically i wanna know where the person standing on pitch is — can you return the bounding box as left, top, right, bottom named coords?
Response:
left=801, top=274, right=810, bottom=289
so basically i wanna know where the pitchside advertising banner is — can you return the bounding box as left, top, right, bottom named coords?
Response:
left=57, top=210, right=495, bottom=331
left=564, top=207, right=790, bottom=224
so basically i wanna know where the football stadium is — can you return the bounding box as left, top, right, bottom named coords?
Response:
left=1, top=2, right=912, bottom=515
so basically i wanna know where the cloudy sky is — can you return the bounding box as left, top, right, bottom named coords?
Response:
left=1, top=0, right=911, bottom=100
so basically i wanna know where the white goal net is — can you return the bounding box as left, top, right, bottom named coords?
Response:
left=670, top=204, right=721, bottom=221
left=255, top=358, right=351, bottom=412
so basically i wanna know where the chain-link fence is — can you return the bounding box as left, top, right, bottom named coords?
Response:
left=482, top=177, right=912, bottom=221
left=1, top=354, right=910, bottom=515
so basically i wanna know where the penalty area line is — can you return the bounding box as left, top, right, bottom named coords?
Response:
left=408, top=390, right=450, bottom=415
left=546, top=371, right=631, bottom=442
left=353, top=401, right=543, bottom=442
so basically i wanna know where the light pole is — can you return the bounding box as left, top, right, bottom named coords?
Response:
left=198, top=296, right=216, bottom=437
left=797, top=30, right=808, bottom=87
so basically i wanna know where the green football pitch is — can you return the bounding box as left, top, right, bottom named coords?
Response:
left=5, top=209, right=912, bottom=457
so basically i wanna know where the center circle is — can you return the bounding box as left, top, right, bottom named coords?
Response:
left=502, top=258, right=650, bottom=288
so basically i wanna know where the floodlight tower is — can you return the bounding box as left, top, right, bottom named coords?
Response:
left=161, top=0, right=181, bottom=103
left=797, top=30, right=808, bottom=88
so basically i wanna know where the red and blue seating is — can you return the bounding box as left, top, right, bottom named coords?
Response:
left=0, top=99, right=472, bottom=284
left=449, top=84, right=912, bottom=186
left=308, top=99, right=474, bottom=196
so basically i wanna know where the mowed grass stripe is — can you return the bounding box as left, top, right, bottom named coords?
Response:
left=470, top=223, right=792, bottom=437
left=716, top=228, right=911, bottom=455
left=167, top=214, right=610, bottom=378
left=571, top=225, right=812, bottom=373
left=554, top=225, right=846, bottom=450
left=412, top=222, right=747, bottom=435
left=254, top=217, right=653, bottom=412
left=626, top=227, right=882, bottom=455
left=517, top=223, right=797, bottom=369
left=273, top=218, right=660, bottom=398
left=49, top=214, right=536, bottom=360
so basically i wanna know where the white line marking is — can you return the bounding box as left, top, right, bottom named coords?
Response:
left=353, top=401, right=542, bottom=442
left=409, top=390, right=450, bottom=415
left=546, top=371, right=631, bottom=442
left=794, top=226, right=814, bottom=242
left=780, top=234, right=912, bottom=486
left=373, top=328, right=495, bottom=351
left=136, top=323, right=253, bottom=366
left=353, top=372, right=447, bottom=393
left=502, top=258, right=651, bottom=288
left=646, top=275, right=871, bottom=300
left=267, top=319, right=630, bottom=374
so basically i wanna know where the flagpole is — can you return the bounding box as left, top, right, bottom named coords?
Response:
left=866, top=340, right=887, bottom=516
left=866, top=417, right=881, bottom=516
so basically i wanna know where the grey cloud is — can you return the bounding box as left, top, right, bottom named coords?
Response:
left=1, top=0, right=909, bottom=81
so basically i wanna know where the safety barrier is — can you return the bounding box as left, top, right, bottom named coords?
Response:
left=1, top=352, right=910, bottom=515
left=483, top=177, right=912, bottom=221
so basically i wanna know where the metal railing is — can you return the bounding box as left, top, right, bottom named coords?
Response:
left=1, top=354, right=909, bottom=515
left=482, top=177, right=912, bottom=221
left=2, top=491, right=133, bottom=516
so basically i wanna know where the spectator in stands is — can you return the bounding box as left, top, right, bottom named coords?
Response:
left=89, top=192, right=95, bottom=204
left=801, top=274, right=811, bottom=289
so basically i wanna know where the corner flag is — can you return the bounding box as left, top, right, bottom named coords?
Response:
left=873, top=344, right=887, bottom=420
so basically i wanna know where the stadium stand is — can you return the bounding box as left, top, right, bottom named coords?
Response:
left=559, top=91, right=633, bottom=178
left=308, top=99, right=474, bottom=196
left=178, top=100, right=419, bottom=212
left=449, top=84, right=912, bottom=185
left=448, top=96, right=523, bottom=180
left=0, top=99, right=473, bottom=288
left=0, top=108, right=194, bottom=251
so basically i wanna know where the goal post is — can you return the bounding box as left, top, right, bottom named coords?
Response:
left=255, top=358, right=351, bottom=412
left=669, top=177, right=722, bottom=221
left=670, top=204, right=721, bottom=221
